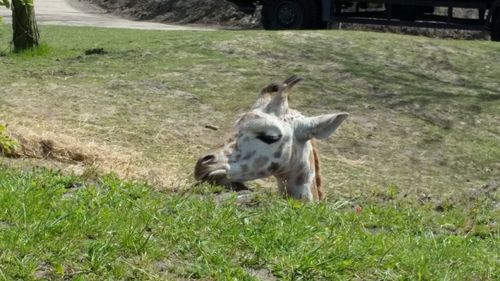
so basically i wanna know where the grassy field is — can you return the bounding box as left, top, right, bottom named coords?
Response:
left=1, top=25, right=499, bottom=198
left=0, top=166, right=498, bottom=280
left=0, top=24, right=499, bottom=279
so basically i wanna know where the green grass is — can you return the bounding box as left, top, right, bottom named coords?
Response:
left=0, top=165, right=498, bottom=280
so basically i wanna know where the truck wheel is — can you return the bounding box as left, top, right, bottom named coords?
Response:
left=492, top=9, right=500, bottom=41
left=261, top=0, right=319, bottom=30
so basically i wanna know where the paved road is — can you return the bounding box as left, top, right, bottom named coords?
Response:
left=0, top=0, right=207, bottom=30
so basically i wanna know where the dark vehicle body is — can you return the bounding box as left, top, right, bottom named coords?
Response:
left=229, top=0, right=500, bottom=41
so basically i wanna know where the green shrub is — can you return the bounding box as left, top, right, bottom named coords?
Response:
left=0, top=123, right=17, bottom=155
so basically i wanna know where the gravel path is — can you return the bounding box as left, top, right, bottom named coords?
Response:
left=0, top=0, right=209, bottom=30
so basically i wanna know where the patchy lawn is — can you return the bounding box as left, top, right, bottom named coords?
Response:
left=1, top=25, right=500, bottom=200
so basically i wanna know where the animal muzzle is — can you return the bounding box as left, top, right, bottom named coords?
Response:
left=194, top=153, right=228, bottom=184
left=194, top=153, right=249, bottom=191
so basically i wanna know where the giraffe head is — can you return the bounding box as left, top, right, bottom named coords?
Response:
left=194, top=75, right=348, bottom=201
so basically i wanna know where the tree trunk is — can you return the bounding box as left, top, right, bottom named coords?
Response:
left=12, top=0, right=39, bottom=52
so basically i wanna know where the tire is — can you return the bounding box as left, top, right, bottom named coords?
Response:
left=261, top=0, right=320, bottom=30
left=492, top=9, right=500, bottom=42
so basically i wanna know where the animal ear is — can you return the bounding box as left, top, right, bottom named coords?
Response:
left=252, top=82, right=280, bottom=109
left=294, top=113, right=349, bottom=141
left=265, top=75, right=302, bottom=116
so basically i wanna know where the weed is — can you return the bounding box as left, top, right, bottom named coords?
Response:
left=0, top=123, right=17, bottom=155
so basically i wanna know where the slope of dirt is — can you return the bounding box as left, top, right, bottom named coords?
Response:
left=78, top=0, right=261, bottom=28
left=79, top=0, right=488, bottom=38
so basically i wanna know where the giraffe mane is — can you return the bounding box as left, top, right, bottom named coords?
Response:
left=311, top=139, right=324, bottom=200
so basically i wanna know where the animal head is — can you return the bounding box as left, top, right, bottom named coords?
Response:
left=194, top=75, right=348, bottom=201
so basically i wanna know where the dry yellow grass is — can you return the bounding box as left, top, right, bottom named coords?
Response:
left=3, top=124, right=186, bottom=189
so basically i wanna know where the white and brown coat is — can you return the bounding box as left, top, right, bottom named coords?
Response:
left=194, top=75, right=348, bottom=201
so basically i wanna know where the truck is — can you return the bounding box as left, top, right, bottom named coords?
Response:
left=228, top=0, right=500, bottom=41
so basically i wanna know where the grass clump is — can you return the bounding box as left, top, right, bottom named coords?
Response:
left=0, top=123, right=17, bottom=155
left=10, top=43, right=53, bottom=57
left=0, top=166, right=498, bottom=280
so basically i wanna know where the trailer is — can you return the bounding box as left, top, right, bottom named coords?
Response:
left=229, top=0, right=500, bottom=41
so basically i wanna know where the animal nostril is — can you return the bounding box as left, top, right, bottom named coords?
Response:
left=200, top=154, right=216, bottom=164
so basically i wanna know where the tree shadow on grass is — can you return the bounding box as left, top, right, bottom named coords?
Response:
left=331, top=50, right=500, bottom=114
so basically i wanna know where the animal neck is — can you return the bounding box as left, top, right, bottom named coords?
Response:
left=275, top=140, right=324, bottom=201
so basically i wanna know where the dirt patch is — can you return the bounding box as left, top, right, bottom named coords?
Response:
left=246, top=268, right=278, bottom=281
left=34, top=263, right=53, bottom=280
left=78, top=0, right=260, bottom=28
left=84, top=47, right=107, bottom=55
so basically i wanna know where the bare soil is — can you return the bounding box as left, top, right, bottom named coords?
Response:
left=78, top=0, right=261, bottom=28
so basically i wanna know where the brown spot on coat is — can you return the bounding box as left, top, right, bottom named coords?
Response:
left=295, top=172, right=308, bottom=186
left=241, top=164, right=248, bottom=173
left=253, top=156, right=269, bottom=169
left=243, top=150, right=256, bottom=160
left=268, top=162, right=280, bottom=173
left=233, top=153, right=241, bottom=161
left=273, top=150, right=282, bottom=159
left=273, top=144, right=284, bottom=158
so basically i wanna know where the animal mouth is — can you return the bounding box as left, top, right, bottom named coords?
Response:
left=195, top=167, right=249, bottom=191
left=207, top=169, right=227, bottom=178
left=197, top=167, right=228, bottom=183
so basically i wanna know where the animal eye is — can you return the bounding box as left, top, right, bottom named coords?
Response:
left=256, top=134, right=282, bottom=144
